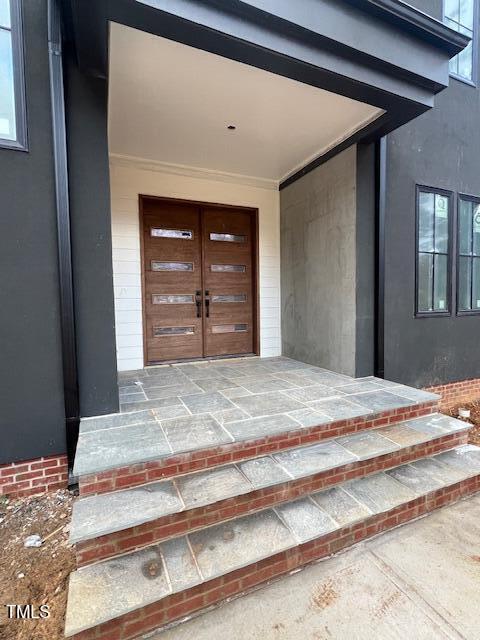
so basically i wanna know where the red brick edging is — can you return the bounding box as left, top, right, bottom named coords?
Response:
left=69, top=473, right=480, bottom=640
left=78, top=402, right=437, bottom=496
left=75, top=429, right=467, bottom=566
left=0, top=454, right=68, bottom=498
left=425, top=377, right=480, bottom=410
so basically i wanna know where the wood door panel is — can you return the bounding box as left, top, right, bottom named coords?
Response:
left=142, top=203, right=202, bottom=363
left=202, top=208, right=254, bottom=357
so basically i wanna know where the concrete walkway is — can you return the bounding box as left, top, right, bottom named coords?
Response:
left=155, top=495, right=480, bottom=640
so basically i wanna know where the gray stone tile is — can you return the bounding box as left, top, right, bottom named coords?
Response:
left=161, top=414, right=233, bottom=453
left=347, top=390, right=413, bottom=413
left=232, top=391, right=305, bottom=418
left=189, top=510, right=295, bottom=581
left=238, top=456, right=292, bottom=488
left=408, top=456, right=466, bottom=484
left=386, top=385, right=440, bottom=403
left=358, top=376, right=401, bottom=388
left=262, top=358, right=312, bottom=372
left=120, top=397, right=183, bottom=413
left=65, top=544, right=171, bottom=637
left=301, top=370, right=355, bottom=384
left=216, top=364, right=271, bottom=379
left=180, top=391, right=234, bottom=415
left=405, top=413, right=468, bottom=437
left=141, top=369, right=188, bottom=388
left=336, top=431, right=398, bottom=460
left=172, top=364, right=218, bottom=380
left=284, top=385, right=343, bottom=403
left=275, top=497, right=337, bottom=543
left=80, top=410, right=155, bottom=434
left=434, top=444, right=480, bottom=474
left=221, top=387, right=252, bottom=399
left=307, top=397, right=370, bottom=421
left=224, top=414, right=300, bottom=441
left=70, top=480, right=182, bottom=543
left=119, top=384, right=144, bottom=395
left=274, top=441, right=356, bottom=478
left=287, top=408, right=332, bottom=427
left=211, top=407, right=250, bottom=425
left=238, top=377, right=297, bottom=393
left=144, top=382, right=204, bottom=400
left=336, top=381, right=387, bottom=394
left=376, top=423, right=429, bottom=448
left=386, top=464, right=444, bottom=495
left=195, top=377, right=239, bottom=392
left=175, top=465, right=252, bottom=509
left=161, top=537, right=202, bottom=591
left=312, top=486, right=371, bottom=527
left=272, top=371, right=314, bottom=386
left=119, top=392, right=147, bottom=404
left=74, top=422, right=172, bottom=476
left=152, top=405, right=190, bottom=421
left=345, top=473, right=416, bottom=514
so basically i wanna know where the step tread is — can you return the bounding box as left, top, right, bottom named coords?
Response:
left=70, top=413, right=467, bottom=544
left=65, top=444, right=480, bottom=637
left=74, top=368, right=439, bottom=477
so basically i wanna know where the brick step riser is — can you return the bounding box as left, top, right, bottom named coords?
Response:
left=75, top=427, right=465, bottom=567
left=69, top=472, right=480, bottom=640
left=78, top=402, right=438, bottom=497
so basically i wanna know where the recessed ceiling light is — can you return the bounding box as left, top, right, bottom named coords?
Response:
left=227, top=124, right=236, bottom=130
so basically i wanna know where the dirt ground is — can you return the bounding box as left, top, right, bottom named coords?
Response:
left=447, top=399, right=480, bottom=445
left=0, top=490, right=75, bottom=640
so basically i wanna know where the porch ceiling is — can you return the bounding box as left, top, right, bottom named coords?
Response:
left=108, top=23, right=383, bottom=182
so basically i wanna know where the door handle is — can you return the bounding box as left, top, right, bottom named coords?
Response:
left=195, top=290, right=202, bottom=318
left=205, top=290, right=210, bottom=318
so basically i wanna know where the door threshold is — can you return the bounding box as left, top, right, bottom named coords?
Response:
left=146, top=353, right=258, bottom=367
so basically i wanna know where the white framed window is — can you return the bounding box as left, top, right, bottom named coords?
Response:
left=444, top=0, right=477, bottom=84
left=0, top=0, right=27, bottom=150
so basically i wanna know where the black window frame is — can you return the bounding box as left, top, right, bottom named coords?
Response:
left=456, top=193, right=480, bottom=315
left=0, top=0, right=27, bottom=151
left=443, top=0, right=478, bottom=87
left=415, top=185, right=453, bottom=318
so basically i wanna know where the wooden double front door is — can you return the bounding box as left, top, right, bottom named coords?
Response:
left=141, top=197, right=257, bottom=364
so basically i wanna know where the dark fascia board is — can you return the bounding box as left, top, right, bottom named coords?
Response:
left=344, top=0, right=470, bottom=57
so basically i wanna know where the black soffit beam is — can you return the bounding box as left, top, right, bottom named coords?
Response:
left=48, top=0, right=80, bottom=475
left=62, top=0, right=468, bottom=92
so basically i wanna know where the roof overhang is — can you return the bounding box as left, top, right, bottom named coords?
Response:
left=61, top=0, right=469, bottom=186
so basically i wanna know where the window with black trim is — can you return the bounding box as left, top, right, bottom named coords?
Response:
left=416, top=188, right=451, bottom=315
left=457, top=195, right=480, bottom=312
left=0, top=0, right=27, bottom=150
left=444, top=0, right=476, bottom=83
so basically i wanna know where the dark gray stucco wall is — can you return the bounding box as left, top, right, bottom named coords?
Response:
left=0, top=0, right=66, bottom=464
left=280, top=147, right=357, bottom=376
left=355, top=143, right=376, bottom=378
left=64, top=58, right=119, bottom=417
left=384, top=0, right=480, bottom=386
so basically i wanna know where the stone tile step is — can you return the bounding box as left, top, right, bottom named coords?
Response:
left=74, top=388, right=439, bottom=497
left=65, top=444, right=480, bottom=639
left=70, top=413, right=469, bottom=556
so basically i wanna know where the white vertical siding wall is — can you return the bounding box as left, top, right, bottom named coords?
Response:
left=110, top=157, right=281, bottom=371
